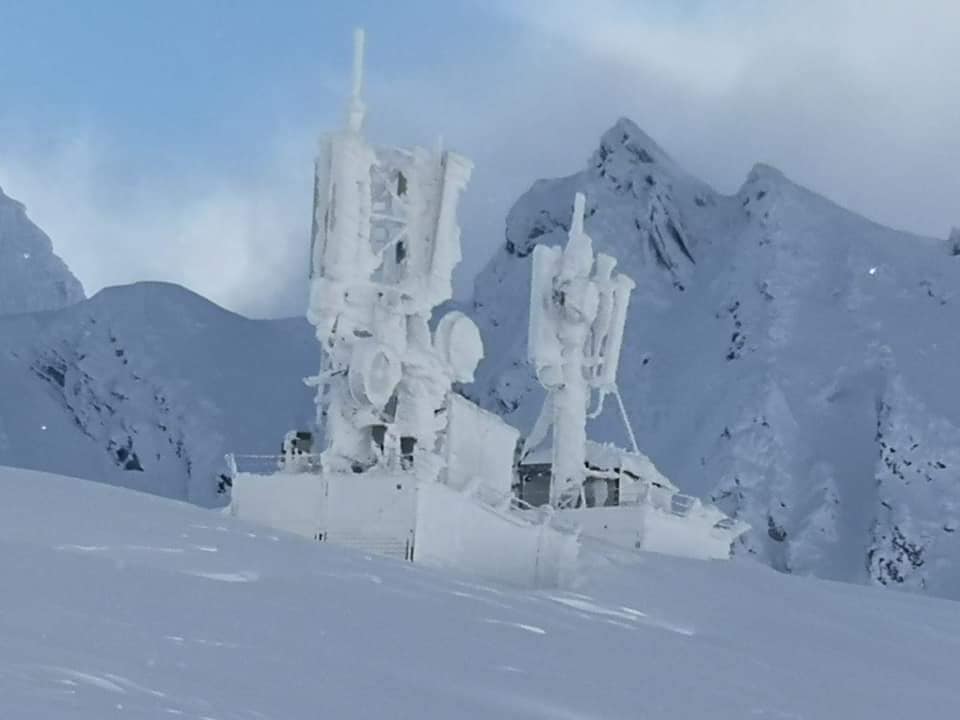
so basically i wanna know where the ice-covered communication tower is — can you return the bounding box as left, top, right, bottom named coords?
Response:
left=306, top=28, right=481, bottom=478
left=526, top=193, right=636, bottom=506
left=229, top=29, right=744, bottom=575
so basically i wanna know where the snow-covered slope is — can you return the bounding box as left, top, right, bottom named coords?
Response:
left=2, top=464, right=957, bottom=719
left=0, top=282, right=316, bottom=505
left=468, top=118, right=960, bottom=600
left=0, top=186, right=84, bottom=315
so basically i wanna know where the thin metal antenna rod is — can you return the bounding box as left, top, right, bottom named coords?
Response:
left=347, top=28, right=366, bottom=132
left=613, top=386, right=640, bottom=454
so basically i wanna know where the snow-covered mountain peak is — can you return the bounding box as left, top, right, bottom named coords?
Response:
left=737, top=162, right=823, bottom=212
left=735, top=163, right=797, bottom=226
left=592, top=116, right=676, bottom=173
left=588, top=117, right=715, bottom=206
left=743, top=162, right=787, bottom=184
left=501, top=117, right=716, bottom=283
left=86, top=281, right=239, bottom=331
left=0, top=185, right=85, bottom=315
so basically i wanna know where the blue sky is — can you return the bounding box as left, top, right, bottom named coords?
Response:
left=1, top=1, right=958, bottom=316
left=0, top=1, right=511, bottom=181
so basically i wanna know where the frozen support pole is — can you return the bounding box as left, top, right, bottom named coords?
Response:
left=231, top=28, right=586, bottom=584
left=527, top=192, right=635, bottom=507
left=305, top=28, right=480, bottom=478
left=348, top=28, right=365, bottom=132
left=550, top=195, right=594, bottom=504
left=306, top=27, right=382, bottom=472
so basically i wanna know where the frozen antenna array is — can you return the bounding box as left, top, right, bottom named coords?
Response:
left=228, top=30, right=746, bottom=582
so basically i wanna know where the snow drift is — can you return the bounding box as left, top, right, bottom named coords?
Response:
left=1, top=464, right=957, bottom=719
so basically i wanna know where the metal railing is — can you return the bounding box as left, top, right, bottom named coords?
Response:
left=669, top=493, right=697, bottom=518
left=615, top=480, right=698, bottom=518
left=226, top=453, right=323, bottom=476
left=321, top=531, right=414, bottom=561
left=468, top=484, right=579, bottom=534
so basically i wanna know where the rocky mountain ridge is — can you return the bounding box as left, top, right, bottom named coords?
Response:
left=0, top=186, right=85, bottom=315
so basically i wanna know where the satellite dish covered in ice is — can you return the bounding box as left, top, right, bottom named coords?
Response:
left=348, top=341, right=401, bottom=409
left=435, top=311, right=483, bottom=383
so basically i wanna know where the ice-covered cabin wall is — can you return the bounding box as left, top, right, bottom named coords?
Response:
left=443, top=394, right=517, bottom=497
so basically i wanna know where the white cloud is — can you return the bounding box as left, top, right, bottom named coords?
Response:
left=492, top=0, right=960, bottom=237
left=0, top=129, right=314, bottom=318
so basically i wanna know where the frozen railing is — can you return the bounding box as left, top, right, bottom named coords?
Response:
left=617, top=479, right=698, bottom=518
left=471, top=483, right=512, bottom=509
left=471, top=484, right=579, bottom=534
left=321, top=531, right=414, bottom=561
left=226, top=453, right=323, bottom=477
left=710, top=516, right=751, bottom=538
left=669, top=494, right=697, bottom=517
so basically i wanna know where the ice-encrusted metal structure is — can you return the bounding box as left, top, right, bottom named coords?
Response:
left=229, top=29, right=746, bottom=580
left=230, top=30, right=578, bottom=587
left=525, top=192, right=637, bottom=507
left=305, top=28, right=479, bottom=480
left=519, top=194, right=748, bottom=559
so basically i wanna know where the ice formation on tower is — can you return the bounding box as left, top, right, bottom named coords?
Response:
left=228, top=29, right=745, bottom=579
left=524, top=193, right=636, bottom=506
left=305, top=28, right=480, bottom=480
left=515, top=192, right=748, bottom=560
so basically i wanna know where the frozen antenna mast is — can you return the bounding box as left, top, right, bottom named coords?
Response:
left=230, top=28, right=582, bottom=586
left=525, top=193, right=636, bottom=507
left=228, top=28, right=744, bottom=580
left=306, top=28, right=478, bottom=477
left=347, top=28, right=365, bottom=132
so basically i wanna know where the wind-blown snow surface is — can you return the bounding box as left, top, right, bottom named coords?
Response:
left=468, top=118, right=960, bottom=599
left=0, top=282, right=316, bottom=505
left=2, top=465, right=958, bottom=719
left=0, top=186, right=84, bottom=315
